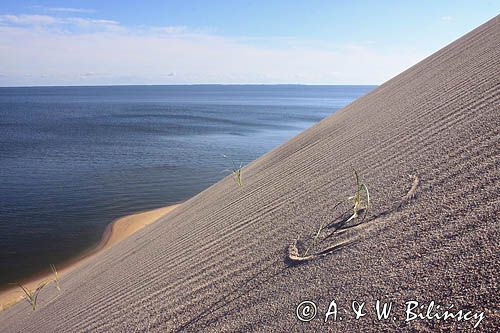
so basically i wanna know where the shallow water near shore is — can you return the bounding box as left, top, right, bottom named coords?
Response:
left=0, top=84, right=373, bottom=287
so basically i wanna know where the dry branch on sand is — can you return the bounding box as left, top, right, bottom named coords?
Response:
left=289, top=169, right=370, bottom=262
left=288, top=172, right=419, bottom=263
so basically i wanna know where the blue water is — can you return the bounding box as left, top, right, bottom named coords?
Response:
left=0, top=85, right=374, bottom=287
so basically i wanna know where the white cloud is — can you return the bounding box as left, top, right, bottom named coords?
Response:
left=0, top=14, right=119, bottom=27
left=47, top=7, right=96, bottom=14
left=66, top=18, right=119, bottom=26
left=0, top=14, right=59, bottom=25
left=153, top=26, right=188, bottom=34
left=441, top=16, right=453, bottom=22
left=0, top=14, right=122, bottom=33
left=64, top=17, right=121, bottom=31
left=0, top=14, right=430, bottom=86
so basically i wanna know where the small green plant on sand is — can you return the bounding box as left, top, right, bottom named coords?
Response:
left=17, top=281, right=47, bottom=311
left=223, top=154, right=243, bottom=187
left=50, top=264, right=61, bottom=291
left=346, top=169, right=370, bottom=224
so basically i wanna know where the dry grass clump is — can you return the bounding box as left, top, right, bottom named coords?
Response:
left=12, top=264, right=63, bottom=312
left=50, top=264, right=61, bottom=291
left=223, top=154, right=243, bottom=187
left=17, top=281, right=47, bottom=311
left=346, top=169, right=370, bottom=223
left=290, top=169, right=370, bottom=262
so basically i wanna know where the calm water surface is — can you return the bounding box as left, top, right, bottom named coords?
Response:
left=0, top=85, right=374, bottom=286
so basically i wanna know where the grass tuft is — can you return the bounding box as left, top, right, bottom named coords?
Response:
left=345, top=169, right=370, bottom=224
left=17, top=281, right=47, bottom=311
left=50, top=264, right=61, bottom=291
left=223, top=154, right=243, bottom=187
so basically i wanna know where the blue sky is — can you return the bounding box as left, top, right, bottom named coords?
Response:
left=0, top=1, right=498, bottom=86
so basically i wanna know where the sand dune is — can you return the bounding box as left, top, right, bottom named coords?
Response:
left=0, top=15, right=498, bottom=332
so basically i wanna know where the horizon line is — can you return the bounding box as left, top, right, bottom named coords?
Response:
left=0, top=83, right=379, bottom=88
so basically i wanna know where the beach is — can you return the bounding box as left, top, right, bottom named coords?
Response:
left=0, top=204, right=180, bottom=312
left=0, top=15, right=498, bottom=333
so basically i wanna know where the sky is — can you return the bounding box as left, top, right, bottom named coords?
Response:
left=0, top=1, right=498, bottom=86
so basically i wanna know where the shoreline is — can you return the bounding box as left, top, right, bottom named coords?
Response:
left=0, top=203, right=180, bottom=311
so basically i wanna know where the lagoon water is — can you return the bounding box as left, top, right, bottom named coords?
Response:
left=0, top=85, right=374, bottom=287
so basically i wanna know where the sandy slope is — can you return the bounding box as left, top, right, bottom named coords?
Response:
left=0, top=15, right=498, bottom=332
